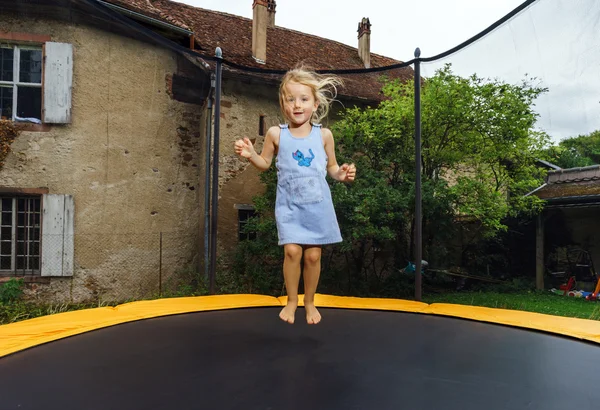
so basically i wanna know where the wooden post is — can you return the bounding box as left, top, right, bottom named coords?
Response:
left=536, top=213, right=545, bottom=290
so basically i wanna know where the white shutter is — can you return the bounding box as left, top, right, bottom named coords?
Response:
left=41, top=194, right=74, bottom=277
left=43, top=42, right=73, bottom=124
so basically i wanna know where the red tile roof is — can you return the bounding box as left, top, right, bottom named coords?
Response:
left=106, top=0, right=413, bottom=102
left=108, top=0, right=192, bottom=31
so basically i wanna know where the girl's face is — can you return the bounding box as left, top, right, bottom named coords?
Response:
left=282, top=81, right=318, bottom=126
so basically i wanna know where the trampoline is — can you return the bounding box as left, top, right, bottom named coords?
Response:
left=2, top=295, right=600, bottom=410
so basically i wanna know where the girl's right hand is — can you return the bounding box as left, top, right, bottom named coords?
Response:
left=234, top=138, right=255, bottom=159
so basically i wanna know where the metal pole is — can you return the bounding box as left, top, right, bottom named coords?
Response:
left=204, top=75, right=214, bottom=282
left=209, top=47, right=223, bottom=294
left=414, top=48, right=422, bottom=302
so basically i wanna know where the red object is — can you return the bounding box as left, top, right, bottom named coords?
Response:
left=563, top=276, right=576, bottom=296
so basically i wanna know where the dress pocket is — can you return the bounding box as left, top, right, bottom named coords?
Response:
left=287, top=175, right=324, bottom=205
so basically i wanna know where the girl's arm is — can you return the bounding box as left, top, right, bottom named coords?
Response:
left=323, top=128, right=356, bottom=182
left=234, top=126, right=279, bottom=171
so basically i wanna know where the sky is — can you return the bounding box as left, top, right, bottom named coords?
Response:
left=175, top=0, right=600, bottom=143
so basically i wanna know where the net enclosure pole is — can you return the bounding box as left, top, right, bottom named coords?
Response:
left=209, top=47, right=223, bottom=294
left=413, top=48, right=423, bottom=302
left=204, top=74, right=215, bottom=282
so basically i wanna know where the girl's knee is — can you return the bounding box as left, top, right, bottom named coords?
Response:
left=303, top=248, right=321, bottom=265
left=284, top=244, right=303, bottom=262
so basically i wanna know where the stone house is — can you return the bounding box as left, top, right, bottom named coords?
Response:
left=0, top=0, right=411, bottom=302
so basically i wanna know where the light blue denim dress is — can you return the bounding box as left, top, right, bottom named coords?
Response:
left=274, top=124, right=343, bottom=246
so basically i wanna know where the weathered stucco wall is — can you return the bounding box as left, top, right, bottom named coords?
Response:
left=0, top=16, right=207, bottom=302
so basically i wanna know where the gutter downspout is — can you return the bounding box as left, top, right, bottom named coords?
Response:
left=524, top=183, right=547, bottom=197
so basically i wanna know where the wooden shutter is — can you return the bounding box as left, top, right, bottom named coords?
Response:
left=41, top=194, right=74, bottom=277
left=43, top=42, right=73, bottom=124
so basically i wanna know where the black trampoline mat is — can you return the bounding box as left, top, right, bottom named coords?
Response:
left=1, top=307, right=600, bottom=410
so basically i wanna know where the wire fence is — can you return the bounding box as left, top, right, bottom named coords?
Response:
left=3, top=231, right=204, bottom=304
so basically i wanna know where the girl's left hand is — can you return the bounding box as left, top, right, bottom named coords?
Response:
left=338, top=163, right=356, bottom=182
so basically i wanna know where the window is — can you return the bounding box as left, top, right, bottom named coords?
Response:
left=0, top=45, right=43, bottom=122
left=0, top=37, right=72, bottom=125
left=0, top=196, right=41, bottom=274
left=237, top=206, right=257, bottom=241
left=0, top=193, right=73, bottom=277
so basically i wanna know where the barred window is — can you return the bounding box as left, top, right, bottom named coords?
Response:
left=237, top=206, right=257, bottom=241
left=0, top=196, right=41, bottom=274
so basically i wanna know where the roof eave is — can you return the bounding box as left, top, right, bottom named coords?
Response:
left=98, top=0, right=193, bottom=37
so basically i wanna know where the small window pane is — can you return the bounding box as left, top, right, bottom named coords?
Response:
left=1, top=227, right=11, bottom=238
left=0, top=47, right=13, bottom=82
left=30, top=241, right=39, bottom=256
left=2, top=198, right=12, bottom=212
left=1, top=212, right=11, bottom=226
left=0, top=86, right=13, bottom=119
left=31, top=228, right=39, bottom=241
left=16, top=256, right=24, bottom=270
left=17, top=212, right=25, bottom=226
left=30, top=256, right=39, bottom=270
left=32, top=199, right=40, bottom=212
left=16, top=86, right=41, bottom=119
left=1, top=241, right=11, bottom=255
left=19, top=49, right=42, bottom=84
left=17, top=198, right=25, bottom=211
left=0, top=256, right=11, bottom=269
left=16, top=241, right=24, bottom=255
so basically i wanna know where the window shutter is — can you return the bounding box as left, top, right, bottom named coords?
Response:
left=41, top=194, right=74, bottom=277
left=43, top=42, right=73, bottom=124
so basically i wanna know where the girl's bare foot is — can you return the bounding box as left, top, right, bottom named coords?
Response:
left=279, top=301, right=297, bottom=324
left=305, top=302, right=321, bottom=324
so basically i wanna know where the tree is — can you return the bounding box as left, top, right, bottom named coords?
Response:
left=542, top=131, right=600, bottom=168
left=330, top=64, right=548, bottom=284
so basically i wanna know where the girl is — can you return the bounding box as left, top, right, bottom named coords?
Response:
left=234, top=66, right=356, bottom=325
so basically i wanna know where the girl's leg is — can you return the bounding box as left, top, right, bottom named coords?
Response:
left=280, top=243, right=303, bottom=324
left=302, top=245, right=322, bottom=324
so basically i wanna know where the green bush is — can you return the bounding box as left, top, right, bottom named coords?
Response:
left=0, top=278, right=25, bottom=304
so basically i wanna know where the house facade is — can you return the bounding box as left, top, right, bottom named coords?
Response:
left=0, top=0, right=210, bottom=302
left=0, top=0, right=410, bottom=303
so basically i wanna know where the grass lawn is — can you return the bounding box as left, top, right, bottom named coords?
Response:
left=423, top=290, right=600, bottom=321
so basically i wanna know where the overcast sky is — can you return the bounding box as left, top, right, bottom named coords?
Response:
left=175, top=0, right=600, bottom=143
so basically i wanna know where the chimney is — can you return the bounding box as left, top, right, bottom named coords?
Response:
left=267, top=0, right=276, bottom=27
left=252, top=0, right=276, bottom=64
left=357, top=17, right=371, bottom=68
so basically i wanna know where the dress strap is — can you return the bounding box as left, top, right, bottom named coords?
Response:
left=279, top=124, right=289, bottom=129
left=312, top=123, right=322, bottom=128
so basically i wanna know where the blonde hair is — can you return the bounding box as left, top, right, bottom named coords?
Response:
left=279, top=65, right=343, bottom=124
